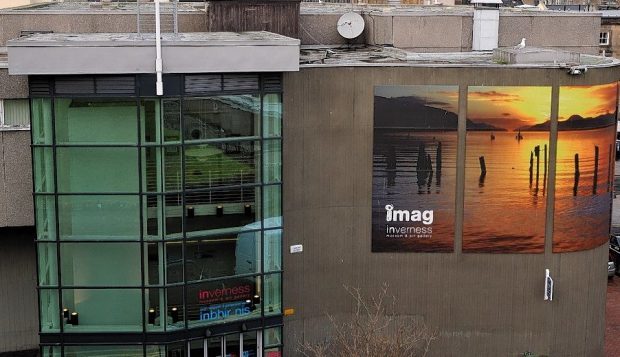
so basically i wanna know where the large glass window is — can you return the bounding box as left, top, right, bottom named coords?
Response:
left=54, top=98, right=138, bottom=144
left=183, top=95, right=259, bottom=142
left=33, top=79, right=282, bottom=347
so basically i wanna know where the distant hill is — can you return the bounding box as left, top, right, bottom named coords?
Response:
left=519, top=112, right=616, bottom=131
left=374, top=96, right=504, bottom=131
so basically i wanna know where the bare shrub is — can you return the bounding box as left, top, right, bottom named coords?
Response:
left=297, top=284, right=437, bottom=357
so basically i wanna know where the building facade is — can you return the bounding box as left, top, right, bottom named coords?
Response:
left=0, top=2, right=618, bottom=357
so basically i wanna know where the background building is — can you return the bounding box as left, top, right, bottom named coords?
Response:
left=0, top=1, right=617, bottom=356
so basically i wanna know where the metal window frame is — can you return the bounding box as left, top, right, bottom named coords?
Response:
left=32, top=73, right=284, bottom=355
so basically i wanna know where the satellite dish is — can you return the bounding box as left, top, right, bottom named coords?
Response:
left=337, top=12, right=365, bottom=39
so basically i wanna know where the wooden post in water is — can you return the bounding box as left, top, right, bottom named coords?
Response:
left=593, top=145, right=599, bottom=195
left=608, top=143, right=613, bottom=193
left=479, top=156, right=487, bottom=174
left=529, top=151, right=533, bottom=187
left=436, top=142, right=442, bottom=187
left=534, top=145, right=540, bottom=191
left=574, top=153, right=580, bottom=196
left=436, top=142, right=442, bottom=173
left=427, top=154, right=433, bottom=188
left=543, top=144, right=547, bottom=194
left=479, top=156, right=486, bottom=187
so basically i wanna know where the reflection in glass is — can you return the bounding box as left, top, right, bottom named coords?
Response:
left=263, top=140, right=281, bottom=183
left=166, top=286, right=184, bottom=330
left=33, top=147, right=54, bottom=193
left=225, top=333, right=240, bottom=357
left=184, top=141, right=260, bottom=190
left=35, top=195, right=56, bottom=241
left=263, top=94, right=282, bottom=138
left=186, top=277, right=260, bottom=327
left=58, top=195, right=140, bottom=240
left=40, top=289, right=60, bottom=333
left=60, top=243, right=141, bottom=287
left=142, top=99, right=161, bottom=144
left=31, top=98, right=53, bottom=145
left=263, top=185, right=282, bottom=229
left=145, top=288, right=165, bottom=332
left=54, top=98, right=138, bottom=144
left=163, top=100, right=181, bottom=143
left=207, top=337, right=222, bottom=357
left=184, top=187, right=259, bottom=237
left=57, top=147, right=138, bottom=193
left=183, top=95, right=259, bottom=141
left=61, top=289, right=142, bottom=332
left=64, top=345, right=144, bottom=357
left=185, top=231, right=260, bottom=282
left=264, top=274, right=281, bottom=316
left=38, top=243, right=58, bottom=286
left=264, top=229, right=282, bottom=273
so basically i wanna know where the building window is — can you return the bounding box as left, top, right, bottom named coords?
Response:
left=600, top=32, right=610, bottom=46
left=32, top=74, right=283, bottom=349
left=0, top=99, right=30, bottom=129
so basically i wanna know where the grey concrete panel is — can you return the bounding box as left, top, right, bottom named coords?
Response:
left=2, top=131, right=33, bottom=227
left=499, top=15, right=600, bottom=54
left=283, top=66, right=616, bottom=356
left=365, top=14, right=393, bottom=46
left=299, top=14, right=365, bottom=46
left=0, top=230, right=38, bottom=353
left=0, top=133, right=7, bottom=227
left=0, top=13, right=206, bottom=47
left=161, top=45, right=300, bottom=73
left=0, top=69, right=28, bottom=99
left=392, top=16, right=466, bottom=49
left=8, top=34, right=300, bottom=75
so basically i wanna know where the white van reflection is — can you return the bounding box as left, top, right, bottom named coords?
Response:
left=235, top=217, right=282, bottom=275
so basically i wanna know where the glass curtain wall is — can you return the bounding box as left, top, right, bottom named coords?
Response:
left=33, top=77, right=282, bottom=356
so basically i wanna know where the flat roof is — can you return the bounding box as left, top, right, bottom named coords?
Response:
left=300, top=3, right=601, bottom=16
left=8, top=31, right=300, bottom=75
left=0, top=1, right=204, bottom=14
left=8, top=31, right=300, bottom=47
left=299, top=45, right=620, bottom=68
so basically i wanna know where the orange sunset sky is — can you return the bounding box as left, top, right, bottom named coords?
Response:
left=375, top=84, right=618, bottom=131
left=558, top=83, right=618, bottom=120
left=468, top=86, right=551, bottom=131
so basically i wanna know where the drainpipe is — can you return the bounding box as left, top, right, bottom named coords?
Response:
left=155, top=0, right=164, bottom=95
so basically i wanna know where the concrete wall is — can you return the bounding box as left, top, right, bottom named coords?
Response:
left=0, top=68, right=32, bottom=229
left=282, top=65, right=617, bottom=356
left=498, top=13, right=601, bottom=55
left=300, top=9, right=600, bottom=54
left=0, top=130, right=33, bottom=228
left=0, top=228, right=38, bottom=353
left=0, top=12, right=206, bottom=47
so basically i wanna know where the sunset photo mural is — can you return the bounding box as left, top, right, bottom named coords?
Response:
left=372, top=85, right=458, bottom=252
left=463, top=86, right=551, bottom=253
left=553, top=83, right=618, bottom=252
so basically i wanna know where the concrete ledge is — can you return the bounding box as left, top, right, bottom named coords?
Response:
left=493, top=47, right=581, bottom=64
left=7, top=32, right=300, bottom=75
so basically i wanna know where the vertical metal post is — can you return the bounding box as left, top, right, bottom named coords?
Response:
left=137, top=0, right=141, bottom=37
left=173, top=0, right=179, bottom=35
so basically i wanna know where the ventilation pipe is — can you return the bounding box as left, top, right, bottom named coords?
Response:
left=155, top=0, right=164, bottom=95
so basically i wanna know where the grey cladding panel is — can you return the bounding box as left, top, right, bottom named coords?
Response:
left=223, top=74, right=260, bottom=91
left=29, top=77, right=52, bottom=97
left=185, top=75, right=222, bottom=93
left=95, top=76, right=136, bottom=95
left=55, top=77, right=95, bottom=95
left=263, top=74, right=283, bottom=92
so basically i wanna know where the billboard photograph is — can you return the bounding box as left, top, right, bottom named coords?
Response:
left=553, top=83, right=618, bottom=252
left=372, top=85, right=458, bottom=252
left=463, top=86, right=551, bottom=253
